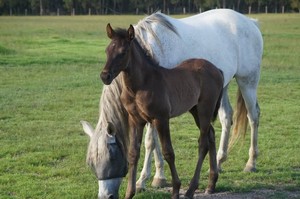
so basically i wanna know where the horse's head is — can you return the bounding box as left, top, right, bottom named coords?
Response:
left=81, top=121, right=127, bottom=199
left=100, top=23, right=135, bottom=85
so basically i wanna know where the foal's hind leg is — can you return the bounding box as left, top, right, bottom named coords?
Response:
left=153, top=119, right=181, bottom=199
left=206, top=126, right=218, bottom=194
left=217, top=86, right=233, bottom=172
left=236, top=79, right=260, bottom=172
left=185, top=124, right=210, bottom=198
left=185, top=107, right=217, bottom=198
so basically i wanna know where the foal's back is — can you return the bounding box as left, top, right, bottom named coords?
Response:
left=156, top=58, right=223, bottom=118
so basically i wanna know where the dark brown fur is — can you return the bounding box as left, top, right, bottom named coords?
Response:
left=101, top=24, right=224, bottom=199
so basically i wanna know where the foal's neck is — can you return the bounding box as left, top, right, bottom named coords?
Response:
left=124, top=40, right=158, bottom=89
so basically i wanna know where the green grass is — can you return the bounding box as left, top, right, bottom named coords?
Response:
left=0, top=14, right=299, bottom=198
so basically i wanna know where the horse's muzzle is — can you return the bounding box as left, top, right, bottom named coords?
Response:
left=100, top=71, right=113, bottom=85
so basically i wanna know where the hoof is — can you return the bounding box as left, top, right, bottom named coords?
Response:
left=243, top=165, right=257, bottom=172
left=151, top=178, right=168, bottom=188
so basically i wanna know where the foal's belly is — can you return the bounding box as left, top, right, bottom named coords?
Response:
left=169, top=96, right=198, bottom=118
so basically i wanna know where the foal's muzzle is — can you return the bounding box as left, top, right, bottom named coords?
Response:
left=100, top=71, right=113, bottom=85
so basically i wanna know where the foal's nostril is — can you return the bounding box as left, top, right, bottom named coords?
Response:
left=107, top=73, right=112, bottom=81
left=100, top=72, right=112, bottom=84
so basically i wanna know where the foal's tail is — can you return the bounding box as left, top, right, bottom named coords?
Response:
left=212, top=70, right=224, bottom=123
left=229, top=88, right=248, bottom=149
left=212, top=88, right=223, bottom=123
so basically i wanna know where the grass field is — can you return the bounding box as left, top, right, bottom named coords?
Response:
left=0, top=13, right=299, bottom=199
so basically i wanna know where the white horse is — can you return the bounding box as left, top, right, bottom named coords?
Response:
left=81, top=9, right=263, bottom=199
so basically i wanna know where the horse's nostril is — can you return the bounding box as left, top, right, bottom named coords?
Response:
left=108, top=194, right=114, bottom=199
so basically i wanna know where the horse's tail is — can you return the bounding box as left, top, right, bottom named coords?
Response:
left=229, top=88, right=248, bottom=149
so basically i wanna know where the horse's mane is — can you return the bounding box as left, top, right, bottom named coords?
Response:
left=134, top=12, right=179, bottom=58
left=86, top=74, right=129, bottom=166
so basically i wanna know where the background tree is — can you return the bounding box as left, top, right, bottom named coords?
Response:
left=0, top=0, right=297, bottom=15
left=291, top=0, right=300, bottom=12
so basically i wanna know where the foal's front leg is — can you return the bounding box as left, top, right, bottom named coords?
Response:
left=125, top=118, right=145, bottom=199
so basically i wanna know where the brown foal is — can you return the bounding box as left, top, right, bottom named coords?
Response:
left=100, top=24, right=224, bottom=199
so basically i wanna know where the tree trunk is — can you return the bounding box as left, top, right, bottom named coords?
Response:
left=40, top=0, right=43, bottom=15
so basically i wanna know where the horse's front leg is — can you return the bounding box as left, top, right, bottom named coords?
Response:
left=153, top=119, right=181, bottom=199
left=125, top=118, right=145, bottom=199
left=136, top=123, right=153, bottom=191
left=152, top=127, right=168, bottom=188
left=136, top=123, right=167, bottom=191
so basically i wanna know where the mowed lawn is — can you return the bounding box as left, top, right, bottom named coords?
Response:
left=0, top=13, right=299, bottom=198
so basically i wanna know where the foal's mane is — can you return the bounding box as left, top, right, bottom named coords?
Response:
left=113, top=27, right=160, bottom=68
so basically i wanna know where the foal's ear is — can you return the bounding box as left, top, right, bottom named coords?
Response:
left=107, top=122, right=117, bottom=136
left=128, top=24, right=135, bottom=41
left=106, top=23, right=115, bottom=39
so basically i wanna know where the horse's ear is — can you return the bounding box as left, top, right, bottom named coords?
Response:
left=80, top=121, right=94, bottom=138
left=106, top=23, right=115, bottom=39
left=107, top=122, right=117, bottom=136
left=128, top=24, right=135, bottom=41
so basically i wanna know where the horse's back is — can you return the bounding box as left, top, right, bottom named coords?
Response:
left=143, top=9, right=263, bottom=86
left=179, top=9, right=262, bottom=82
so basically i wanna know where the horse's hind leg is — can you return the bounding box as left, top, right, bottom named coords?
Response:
left=136, top=123, right=167, bottom=191
left=236, top=78, right=260, bottom=172
left=217, top=86, right=233, bottom=172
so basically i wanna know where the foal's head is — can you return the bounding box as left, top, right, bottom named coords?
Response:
left=101, top=24, right=135, bottom=85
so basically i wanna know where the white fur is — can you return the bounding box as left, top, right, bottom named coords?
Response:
left=98, top=178, right=122, bottom=199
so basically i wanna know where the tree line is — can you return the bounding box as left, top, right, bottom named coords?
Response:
left=0, top=0, right=299, bottom=16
